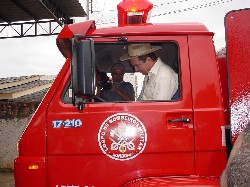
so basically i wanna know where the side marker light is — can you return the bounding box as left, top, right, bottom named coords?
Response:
left=29, top=164, right=39, bottom=170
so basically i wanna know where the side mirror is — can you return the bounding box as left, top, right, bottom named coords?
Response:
left=71, top=39, right=96, bottom=104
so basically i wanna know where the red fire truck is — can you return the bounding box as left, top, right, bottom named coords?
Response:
left=14, top=0, right=250, bottom=186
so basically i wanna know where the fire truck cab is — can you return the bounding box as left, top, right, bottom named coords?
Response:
left=14, top=0, right=250, bottom=186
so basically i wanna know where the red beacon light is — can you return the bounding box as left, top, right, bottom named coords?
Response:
left=117, top=0, right=153, bottom=26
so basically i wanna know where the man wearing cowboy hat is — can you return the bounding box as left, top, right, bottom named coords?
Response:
left=120, top=43, right=178, bottom=100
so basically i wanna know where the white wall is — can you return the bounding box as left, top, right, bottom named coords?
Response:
left=0, top=116, right=31, bottom=169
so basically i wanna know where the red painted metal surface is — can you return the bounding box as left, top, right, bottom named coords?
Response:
left=187, top=35, right=227, bottom=176
left=45, top=36, right=197, bottom=187
left=216, top=56, right=229, bottom=125
left=122, top=176, right=219, bottom=186
left=226, top=9, right=250, bottom=140
left=14, top=5, right=230, bottom=186
left=14, top=156, right=47, bottom=187
left=56, top=21, right=211, bottom=59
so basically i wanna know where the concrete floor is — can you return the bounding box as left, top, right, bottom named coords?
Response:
left=0, top=171, right=14, bottom=187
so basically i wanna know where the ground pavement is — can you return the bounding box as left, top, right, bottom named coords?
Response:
left=0, top=171, right=14, bottom=187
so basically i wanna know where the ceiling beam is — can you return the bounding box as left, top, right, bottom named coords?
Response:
left=0, top=13, right=11, bottom=23
left=11, top=0, right=39, bottom=20
left=0, top=20, right=61, bottom=39
left=37, top=0, right=72, bottom=26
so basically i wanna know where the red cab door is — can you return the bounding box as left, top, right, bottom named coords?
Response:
left=46, top=36, right=194, bottom=187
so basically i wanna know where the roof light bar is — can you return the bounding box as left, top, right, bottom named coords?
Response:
left=117, top=0, right=153, bottom=26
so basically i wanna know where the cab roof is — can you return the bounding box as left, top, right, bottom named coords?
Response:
left=90, top=22, right=213, bottom=36
left=57, top=21, right=213, bottom=58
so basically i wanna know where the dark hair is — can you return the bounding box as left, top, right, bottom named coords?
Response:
left=138, top=52, right=157, bottom=62
left=111, top=62, right=125, bottom=72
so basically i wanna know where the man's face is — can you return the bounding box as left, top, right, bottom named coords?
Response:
left=111, top=69, right=124, bottom=83
left=130, top=56, right=151, bottom=75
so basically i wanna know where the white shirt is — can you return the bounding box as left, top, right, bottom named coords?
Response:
left=137, top=58, right=178, bottom=100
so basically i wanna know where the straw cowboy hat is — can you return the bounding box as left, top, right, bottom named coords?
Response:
left=120, top=43, right=161, bottom=61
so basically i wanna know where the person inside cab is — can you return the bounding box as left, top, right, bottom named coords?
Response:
left=120, top=43, right=178, bottom=101
left=96, top=62, right=135, bottom=102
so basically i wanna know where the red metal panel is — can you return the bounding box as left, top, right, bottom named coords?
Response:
left=46, top=36, right=195, bottom=186
left=216, top=56, right=230, bottom=124
left=122, top=176, right=219, bottom=186
left=187, top=34, right=227, bottom=175
left=47, top=154, right=195, bottom=187
left=56, top=21, right=211, bottom=59
left=195, top=151, right=227, bottom=178
left=14, top=156, right=47, bottom=187
left=226, top=9, right=250, bottom=140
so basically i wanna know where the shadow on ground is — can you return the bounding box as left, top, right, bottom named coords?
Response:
left=0, top=171, right=14, bottom=187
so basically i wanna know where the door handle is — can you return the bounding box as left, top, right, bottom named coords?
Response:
left=168, top=118, right=191, bottom=123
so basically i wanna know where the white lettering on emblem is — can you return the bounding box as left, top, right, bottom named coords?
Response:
left=98, top=113, right=147, bottom=161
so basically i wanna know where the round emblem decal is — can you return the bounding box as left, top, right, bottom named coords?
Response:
left=98, top=113, right=147, bottom=161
